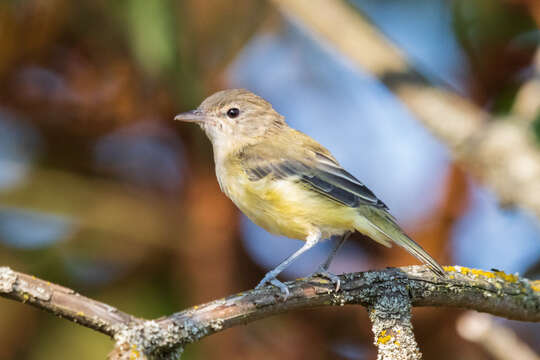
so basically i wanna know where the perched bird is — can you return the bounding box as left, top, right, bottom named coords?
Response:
left=175, top=89, right=445, bottom=297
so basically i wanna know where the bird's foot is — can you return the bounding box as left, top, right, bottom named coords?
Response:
left=255, top=273, right=290, bottom=300
left=310, top=266, right=341, bottom=292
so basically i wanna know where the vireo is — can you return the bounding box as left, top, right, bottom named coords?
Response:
left=175, top=89, right=445, bottom=297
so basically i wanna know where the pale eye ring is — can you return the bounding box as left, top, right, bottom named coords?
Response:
left=226, top=108, right=240, bottom=118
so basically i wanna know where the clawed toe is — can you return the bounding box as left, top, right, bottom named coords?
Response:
left=310, top=267, right=341, bottom=292
left=269, top=279, right=289, bottom=299
left=255, top=276, right=290, bottom=300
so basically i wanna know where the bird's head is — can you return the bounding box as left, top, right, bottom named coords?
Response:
left=174, top=89, right=285, bottom=149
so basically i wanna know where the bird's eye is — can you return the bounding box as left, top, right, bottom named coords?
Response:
left=226, top=108, right=240, bottom=118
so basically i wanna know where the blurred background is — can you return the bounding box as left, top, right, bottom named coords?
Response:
left=0, top=0, right=539, bottom=359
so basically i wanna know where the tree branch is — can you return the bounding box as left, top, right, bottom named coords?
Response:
left=0, top=266, right=140, bottom=336
left=368, top=275, right=421, bottom=360
left=1, top=265, right=539, bottom=359
left=269, top=0, right=540, bottom=220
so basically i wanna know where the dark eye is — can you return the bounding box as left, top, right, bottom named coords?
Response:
left=226, top=108, right=240, bottom=118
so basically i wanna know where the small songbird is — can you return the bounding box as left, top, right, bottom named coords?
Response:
left=175, top=89, right=445, bottom=297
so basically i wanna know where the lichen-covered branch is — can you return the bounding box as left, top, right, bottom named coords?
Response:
left=1, top=265, right=539, bottom=359
left=269, top=0, right=540, bottom=220
left=368, top=275, right=421, bottom=360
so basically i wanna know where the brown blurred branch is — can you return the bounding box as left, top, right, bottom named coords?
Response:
left=0, top=167, right=179, bottom=248
left=1, top=266, right=539, bottom=359
left=457, top=311, right=539, bottom=360
left=513, top=48, right=540, bottom=124
left=270, top=0, right=540, bottom=219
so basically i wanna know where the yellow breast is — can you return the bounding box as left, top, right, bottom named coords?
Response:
left=217, top=164, right=358, bottom=240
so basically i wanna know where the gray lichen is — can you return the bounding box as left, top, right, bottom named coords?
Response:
left=368, top=289, right=421, bottom=360
left=113, top=320, right=184, bottom=360
left=0, top=267, right=17, bottom=293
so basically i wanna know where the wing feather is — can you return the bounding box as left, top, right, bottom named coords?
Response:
left=238, top=143, right=387, bottom=209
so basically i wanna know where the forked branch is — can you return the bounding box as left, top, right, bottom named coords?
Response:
left=1, top=266, right=538, bottom=359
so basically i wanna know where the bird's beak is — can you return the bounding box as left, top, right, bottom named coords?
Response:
left=174, top=110, right=208, bottom=123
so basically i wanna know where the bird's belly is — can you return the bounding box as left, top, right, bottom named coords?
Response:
left=222, top=176, right=357, bottom=240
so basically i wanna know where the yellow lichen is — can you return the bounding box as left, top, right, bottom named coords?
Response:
left=471, top=269, right=496, bottom=278
left=444, top=266, right=518, bottom=283
left=378, top=335, right=392, bottom=344
left=130, top=345, right=140, bottom=359
left=530, top=281, right=540, bottom=292
left=377, top=330, right=392, bottom=345
left=76, top=311, right=85, bottom=317
left=493, top=270, right=518, bottom=283
left=316, top=278, right=331, bottom=284
left=22, top=293, right=29, bottom=302
left=394, top=341, right=400, bottom=346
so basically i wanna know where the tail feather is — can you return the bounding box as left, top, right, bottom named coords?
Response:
left=358, top=207, right=446, bottom=277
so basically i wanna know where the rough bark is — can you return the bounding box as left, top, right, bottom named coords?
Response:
left=1, top=266, right=538, bottom=359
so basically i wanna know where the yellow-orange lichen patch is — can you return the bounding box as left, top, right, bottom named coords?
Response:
left=378, top=334, right=392, bottom=344
left=130, top=345, right=141, bottom=359
left=493, top=270, right=518, bottom=283
left=377, top=330, right=392, bottom=345
left=530, top=281, right=540, bottom=292
left=444, top=266, right=518, bottom=283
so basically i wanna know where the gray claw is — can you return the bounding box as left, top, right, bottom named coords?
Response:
left=255, top=275, right=290, bottom=300
left=270, top=279, right=289, bottom=300
left=311, top=267, right=341, bottom=292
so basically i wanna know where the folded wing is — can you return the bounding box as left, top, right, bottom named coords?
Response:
left=239, top=143, right=387, bottom=209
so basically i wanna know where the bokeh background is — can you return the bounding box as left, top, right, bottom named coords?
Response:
left=0, top=0, right=539, bottom=359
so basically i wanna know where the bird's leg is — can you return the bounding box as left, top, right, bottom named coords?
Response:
left=310, top=231, right=351, bottom=292
left=321, top=231, right=351, bottom=270
left=255, top=230, right=322, bottom=299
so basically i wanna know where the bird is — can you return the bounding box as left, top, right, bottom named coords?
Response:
left=174, top=88, right=445, bottom=297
